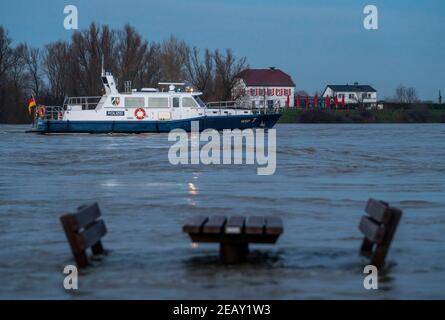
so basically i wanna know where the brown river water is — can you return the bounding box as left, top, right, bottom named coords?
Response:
left=0, top=124, right=444, bottom=299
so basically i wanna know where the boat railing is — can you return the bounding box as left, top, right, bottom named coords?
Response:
left=64, top=96, right=102, bottom=110
left=34, top=105, right=64, bottom=122
left=205, top=100, right=280, bottom=114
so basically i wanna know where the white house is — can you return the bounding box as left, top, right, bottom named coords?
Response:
left=232, top=68, right=296, bottom=108
left=322, top=83, right=377, bottom=108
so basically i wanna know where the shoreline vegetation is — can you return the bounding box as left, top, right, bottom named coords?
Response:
left=0, top=23, right=248, bottom=124
left=279, top=104, right=445, bottom=124
left=0, top=23, right=443, bottom=125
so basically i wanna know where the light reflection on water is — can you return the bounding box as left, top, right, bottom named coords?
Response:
left=0, top=124, right=444, bottom=299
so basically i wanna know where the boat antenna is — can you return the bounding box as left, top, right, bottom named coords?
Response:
left=101, top=55, right=105, bottom=77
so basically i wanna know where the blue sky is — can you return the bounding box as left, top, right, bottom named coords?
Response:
left=1, top=0, right=444, bottom=100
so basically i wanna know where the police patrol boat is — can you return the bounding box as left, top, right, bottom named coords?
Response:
left=31, top=70, right=281, bottom=134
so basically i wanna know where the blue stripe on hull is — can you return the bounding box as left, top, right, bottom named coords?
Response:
left=33, top=114, right=281, bottom=134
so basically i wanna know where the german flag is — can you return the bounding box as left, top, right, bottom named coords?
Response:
left=28, top=96, right=37, bottom=114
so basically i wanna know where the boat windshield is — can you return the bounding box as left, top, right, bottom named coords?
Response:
left=193, top=95, right=206, bottom=108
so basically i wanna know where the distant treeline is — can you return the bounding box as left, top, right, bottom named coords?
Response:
left=279, top=104, right=445, bottom=124
left=0, top=24, right=248, bottom=124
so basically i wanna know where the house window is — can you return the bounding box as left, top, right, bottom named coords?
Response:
left=349, top=94, right=354, bottom=99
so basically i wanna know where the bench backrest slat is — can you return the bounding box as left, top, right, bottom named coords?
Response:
left=183, top=216, right=208, bottom=234
left=60, top=203, right=107, bottom=268
left=365, top=198, right=391, bottom=224
left=77, top=220, right=107, bottom=251
left=265, top=217, right=283, bottom=235
left=245, top=216, right=266, bottom=235
left=203, top=216, right=227, bottom=234
left=225, top=216, right=245, bottom=234
left=68, top=203, right=101, bottom=231
left=359, top=198, right=403, bottom=269
left=359, top=216, right=385, bottom=244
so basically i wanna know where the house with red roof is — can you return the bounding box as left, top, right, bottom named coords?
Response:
left=232, top=67, right=296, bottom=108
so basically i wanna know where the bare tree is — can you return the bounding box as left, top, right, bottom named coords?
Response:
left=1, top=23, right=254, bottom=123
left=184, top=47, right=214, bottom=99
left=231, top=78, right=250, bottom=102
left=395, top=85, right=407, bottom=103
left=1, top=45, right=28, bottom=122
left=9, top=45, right=26, bottom=89
left=159, top=36, right=189, bottom=81
left=44, top=41, right=71, bottom=103
left=115, top=24, right=147, bottom=90
left=0, top=27, right=14, bottom=84
left=22, top=45, right=44, bottom=98
left=214, top=49, right=247, bottom=101
left=395, top=84, right=418, bottom=103
left=406, top=87, right=418, bottom=103
left=100, top=25, right=117, bottom=73
left=71, top=23, right=105, bottom=95
left=135, top=42, right=162, bottom=89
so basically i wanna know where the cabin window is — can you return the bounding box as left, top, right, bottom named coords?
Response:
left=182, top=97, right=198, bottom=108
left=194, top=96, right=206, bottom=108
left=172, top=97, right=180, bottom=108
left=148, top=97, right=169, bottom=108
left=125, top=97, right=145, bottom=107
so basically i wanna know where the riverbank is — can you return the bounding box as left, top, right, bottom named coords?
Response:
left=279, top=105, right=445, bottom=123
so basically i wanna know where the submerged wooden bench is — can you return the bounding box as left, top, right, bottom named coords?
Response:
left=60, top=203, right=108, bottom=268
left=359, top=198, right=403, bottom=269
left=183, top=216, right=283, bottom=264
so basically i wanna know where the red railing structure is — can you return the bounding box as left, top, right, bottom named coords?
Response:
left=291, top=95, right=352, bottom=110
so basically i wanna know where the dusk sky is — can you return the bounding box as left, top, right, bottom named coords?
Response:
left=1, top=0, right=444, bottom=100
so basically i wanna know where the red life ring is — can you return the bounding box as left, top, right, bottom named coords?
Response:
left=134, top=108, right=146, bottom=120
left=58, top=111, right=63, bottom=120
left=38, top=106, right=45, bottom=118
